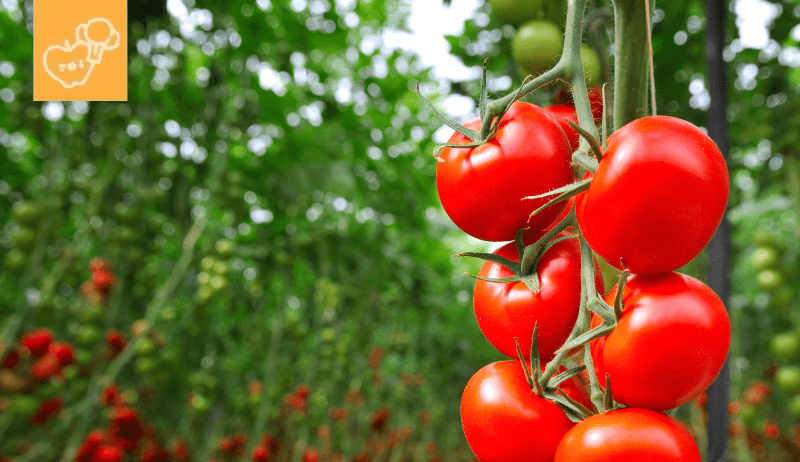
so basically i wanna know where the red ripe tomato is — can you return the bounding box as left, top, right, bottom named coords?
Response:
left=109, top=406, right=143, bottom=453
left=92, top=270, right=116, bottom=296
left=47, top=341, right=75, bottom=367
left=21, top=328, right=54, bottom=357
left=576, top=116, right=729, bottom=274
left=29, top=397, right=63, bottom=425
left=92, top=445, right=123, bottom=462
left=587, top=86, right=604, bottom=122
left=437, top=102, right=574, bottom=242
left=473, top=237, right=604, bottom=361
left=591, top=272, right=730, bottom=411
left=544, top=104, right=579, bottom=152
left=75, top=430, right=106, bottom=462
left=1, top=348, right=21, bottom=369
left=31, top=353, right=60, bottom=381
left=302, top=449, right=319, bottom=462
left=172, top=440, right=191, bottom=461
left=461, top=360, right=589, bottom=462
left=252, top=447, right=270, bottom=462
left=554, top=408, right=701, bottom=461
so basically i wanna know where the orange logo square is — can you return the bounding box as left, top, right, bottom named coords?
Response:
left=34, top=0, right=127, bottom=101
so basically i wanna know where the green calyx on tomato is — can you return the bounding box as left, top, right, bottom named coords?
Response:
left=488, top=0, right=544, bottom=25
left=512, top=20, right=563, bottom=76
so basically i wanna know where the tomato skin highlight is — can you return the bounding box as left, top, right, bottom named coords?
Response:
left=461, top=360, right=588, bottom=462
left=436, top=102, right=574, bottom=242
left=473, top=237, right=604, bottom=361
left=576, top=115, right=729, bottom=274
left=591, top=272, right=731, bottom=411
left=554, top=408, right=701, bottom=462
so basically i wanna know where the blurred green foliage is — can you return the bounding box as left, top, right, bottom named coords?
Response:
left=0, top=0, right=499, bottom=459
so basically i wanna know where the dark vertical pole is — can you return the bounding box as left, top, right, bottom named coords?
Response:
left=704, top=0, right=730, bottom=461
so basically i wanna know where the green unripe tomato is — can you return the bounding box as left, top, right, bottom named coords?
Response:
left=248, top=393, right=263, bottom=406
left=4, top=248, right=27, bottom=274
left=160, top=306, right=177, bottom=321
left=770, top=332, right=800, bottom=360
left=775, top=365, right=800, bottom=393
left=75, top=303, right=104, bottom=324
left=76, top=325, right=102, bottom=346
left=489, top=0, right=544, bottom=25
left=321, top=327, right=336, bottom=342
left=212, top=260, right=228, bottom=275
left=753, top=229, right=780, bottom=247
left=13, top=227, right=36, bottom=249
left=209, top=275, right=228, bottom=292
left=61, top=365, right=78, bottom=381
left=195, top=286, right=214, bottom=304
left=512, top=20, right=562, bottom=76
left=135, top=356, right=158, bottom=374
left=285, top=310, right=301, bottom=325
left=581, top=45, right=602, bottom=85
left=751, top=246, right=780, bottom=271
left=200, top=256, right=216, bottom=272
left=135, top=338, right=156, bottom=356
left=9, top=395, right=39, bottom=416
left=757, top=269, right=784, bottom=291
left=739, top=405, right=761, bottom=432
left=12, top=201, right=41, bottom=225
left=215, top=239, right=235, bottom=258
left=191, top=394, right=209, bottom=411
left=75, top=348, right=93, bottom=365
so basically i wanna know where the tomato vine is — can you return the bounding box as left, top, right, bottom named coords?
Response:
left=419, top=0, right=731, bottom=459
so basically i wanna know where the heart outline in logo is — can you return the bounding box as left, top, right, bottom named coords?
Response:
left=42, top=17, right=120, bottom=89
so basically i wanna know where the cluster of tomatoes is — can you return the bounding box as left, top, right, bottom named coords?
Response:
left=1, top=328, right=75, bottom=427
left=434, top=60, right=732, bottom=458
left=3, top=201, right=43, bottom=275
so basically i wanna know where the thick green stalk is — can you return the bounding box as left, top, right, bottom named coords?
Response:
left=612, top=0, right=654, bottom=129
left=484, top=0, right=591, bottom=129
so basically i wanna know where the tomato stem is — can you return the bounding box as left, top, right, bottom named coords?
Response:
left=572, top=152, right=599, bottom=173
left=612, top=0, right=654, bottom=129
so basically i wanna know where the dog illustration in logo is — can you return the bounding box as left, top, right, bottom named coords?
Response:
left=43, top=17, right=121, bottom=89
